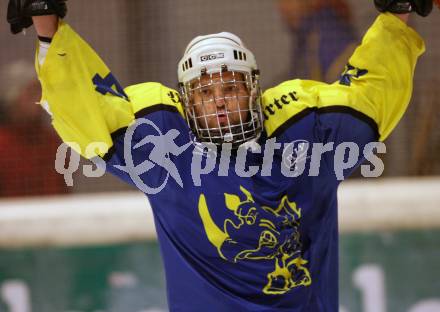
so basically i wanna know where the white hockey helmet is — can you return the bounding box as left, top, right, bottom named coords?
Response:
left=178, top=32, right=263, bottom=147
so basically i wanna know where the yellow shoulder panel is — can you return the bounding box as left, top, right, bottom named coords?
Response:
left=125, top=83, right=185, bottom=118
left=262, top=79, right=322, bottom=137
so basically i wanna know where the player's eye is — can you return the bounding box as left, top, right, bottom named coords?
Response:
left=224, top=85, right=237, bottom=93
left=200, top=88, right=211, bottom=96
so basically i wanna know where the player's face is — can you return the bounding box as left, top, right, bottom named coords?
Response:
left=190, top=71, right=250, bottom=131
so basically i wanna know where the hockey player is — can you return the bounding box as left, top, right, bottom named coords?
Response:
left=7, top=0, right=433, bottom=310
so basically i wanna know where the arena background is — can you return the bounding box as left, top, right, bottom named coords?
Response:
left=0, top=1, right=439, bottom=311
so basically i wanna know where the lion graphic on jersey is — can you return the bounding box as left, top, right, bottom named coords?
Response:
left=198, top=186, right=311, bottom=295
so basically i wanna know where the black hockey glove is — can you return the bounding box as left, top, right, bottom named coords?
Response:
left=7, top=0, right=67, bottom=34
left=374, top=0, right=433, bottom=17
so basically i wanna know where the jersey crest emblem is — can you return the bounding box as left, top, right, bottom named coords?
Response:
left=198, top=186, right=311, bottom=295
left=339, top=63, right=368, bottom=86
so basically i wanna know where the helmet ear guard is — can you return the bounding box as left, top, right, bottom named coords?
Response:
left=177, top=32, right=263, bottom=147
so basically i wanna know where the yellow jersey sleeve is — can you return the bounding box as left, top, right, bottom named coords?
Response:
left=263, top=13, right=425, bottom=141
left=35, top=21, right=183, bottom=159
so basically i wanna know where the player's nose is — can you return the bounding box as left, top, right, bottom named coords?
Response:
left=213, top=87, right=226, bottom=108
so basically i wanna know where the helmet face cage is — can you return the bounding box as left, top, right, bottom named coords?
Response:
left=177, top=32, right=263, bottom=147
left=180, top=68, right=263, bottom=147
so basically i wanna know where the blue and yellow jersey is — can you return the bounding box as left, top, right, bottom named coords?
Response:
left=35, top=13, right=424, bottom=311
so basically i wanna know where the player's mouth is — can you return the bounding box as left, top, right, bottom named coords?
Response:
left=217, top=112, right=229, bottom=124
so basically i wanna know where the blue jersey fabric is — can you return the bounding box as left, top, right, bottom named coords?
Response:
left=105, top=107, right=377, bottom=311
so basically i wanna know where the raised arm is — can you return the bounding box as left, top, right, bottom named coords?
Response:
left=315, top=9, right=424, bottom=142
left=261, top=1, right=433, bottom=181
left=392, top=13, right=410, bottom=23
left=7, top=1, right=187, bottom=189
left=33, top=15, right=58, bottom=38
left=7, top=1, right=136, bottom=160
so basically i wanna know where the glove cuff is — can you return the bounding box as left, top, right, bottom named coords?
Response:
left=387, top=1, right=413, bottom=14
left=23, top=1, right=67, bottom=18
left=9, top=17, right=33, bottom=34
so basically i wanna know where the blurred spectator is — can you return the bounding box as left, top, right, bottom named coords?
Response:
left=277, top=0, right=357, bottom=83
left=0, top=60, right=68, bottom=197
